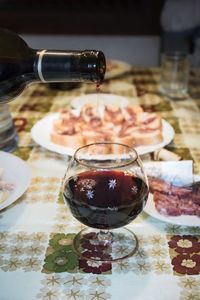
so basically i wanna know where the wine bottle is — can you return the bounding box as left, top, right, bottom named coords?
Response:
left=0, top=28, right=106, bottom=103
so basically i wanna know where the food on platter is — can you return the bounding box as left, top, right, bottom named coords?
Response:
left=149, top=177, right=200, bottom=217
left=50, top=103, right=163, bottom=151
left=0, top=167, right=14, bottom=204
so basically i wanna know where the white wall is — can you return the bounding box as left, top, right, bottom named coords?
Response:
left=22, top=34, right=161, bottom=67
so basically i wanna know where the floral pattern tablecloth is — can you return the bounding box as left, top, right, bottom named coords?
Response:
left=0, top=68, right=200, bottom=300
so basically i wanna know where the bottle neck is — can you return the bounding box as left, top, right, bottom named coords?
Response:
left=34, top=50, right=106, bottom=83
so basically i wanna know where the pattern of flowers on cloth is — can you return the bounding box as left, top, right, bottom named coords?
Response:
left=114, top=245, right=130, bottom=256
left=23, top=257, right=42, bottom=272
left=168, top=235, right=200, bottom=254
left=38, top=274, right=111, bottom=300
left=0, top=229, right=177, bottom=276
left=79, top=232, right=109, bottom=253
left=150, top=235, right=166, bottom=246
left=64, top=275, right=87, bottom=287
left=112, top=233, right=172, bottom=275
left=19, top=103, right=38, bottom=112
left=0, top=232, right=7, bottom=241
left=43, top=233, right=112, bottom=275
left=86, top=287, right=111, bottom=300
left=36, top=287, right=59, bottom=300
left=113, top=259, right=131, bottom=274
left=179, top=290, right=200, bottom=300
left=43, top=233, right=79, bottom=273
left=41, top=274, right=61, bottom=287
left=79, top=232, right=112, bottom=274
left=187, top=227, right=200, bottom=235
left=178, top=277, right=200, bottom=300
left=79, top=257, right=112, bottom=274
left=25, top=176, right=61, bottom=203
left=1, top=258, right=23, bottom=271
left=132, top=261, right=152, bottom=275
left=150, top=247, right=168, bottom=259
left=88, top=276, right=111, bottom=288
left=0, top=231, right=48, bottom=272
left=152, top=260, right=172, bottom=274
left=167, top=235, right=200, bottom=275
left=178, top=277, right=200, bottom=289
left=24, top=244, right=46, bottom=256
left=172, top=254, right=200, bottom=275
left=61, top=287, right=84, bottom=300
left=165, top=224, right=184, bottom=234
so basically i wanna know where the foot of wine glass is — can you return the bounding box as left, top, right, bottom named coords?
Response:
left=73, top=227, right=138, bottom=261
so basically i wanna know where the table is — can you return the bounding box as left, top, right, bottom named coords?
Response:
left=1, top=68, right=200, bottom=300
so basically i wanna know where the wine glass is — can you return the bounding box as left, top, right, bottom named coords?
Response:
left=63, top=142, right=149, bottom=261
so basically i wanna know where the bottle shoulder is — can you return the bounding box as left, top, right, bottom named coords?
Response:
left=0, top=28, right=35, bottom=58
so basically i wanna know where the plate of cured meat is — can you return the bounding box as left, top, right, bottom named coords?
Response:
left=144, top=176, right=200, bottom=226
left=31, top=93, right=174, bottom=156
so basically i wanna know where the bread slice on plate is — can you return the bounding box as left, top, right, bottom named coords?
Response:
left=50, top=131, right=84, bottom=149
left=131, top=129, right=163, bottom=146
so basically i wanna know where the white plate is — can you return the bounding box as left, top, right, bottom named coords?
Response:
left=144, top=193, right=200, bottom=227
left=31, top=113, right=174, bottom=156
left=136, top=119, right=174, bottom=155
left=0, top=151, right=31, bottom=211
left=70, top=93, right=130, bottom=109
left=105, top=59, right=132, bottom=79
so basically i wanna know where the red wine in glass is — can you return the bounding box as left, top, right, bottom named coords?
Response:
left=64, top=170, right=148, bottom=229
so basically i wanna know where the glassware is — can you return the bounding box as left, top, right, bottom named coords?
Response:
left=63, top=142, right=149, bottom=261
left=160, top=51, right=190, bottom=99
left=0, top=104, right=18, bottom=152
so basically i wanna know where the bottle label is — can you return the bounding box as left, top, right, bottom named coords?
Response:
left=37, top=50, right=47, bottom=82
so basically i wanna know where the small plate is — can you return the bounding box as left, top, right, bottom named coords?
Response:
left=0, top=151, right=31, bottom=211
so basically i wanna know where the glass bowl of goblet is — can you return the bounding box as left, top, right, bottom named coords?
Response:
left=63, top=142, right=149, bottom=261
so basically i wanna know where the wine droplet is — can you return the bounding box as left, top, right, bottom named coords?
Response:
left=96, top=81, right=101, bottom=93
left=96, top=81, right=103, bottom=118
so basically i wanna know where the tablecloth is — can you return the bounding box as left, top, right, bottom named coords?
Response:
left=0, top=67, right=200, bottom=300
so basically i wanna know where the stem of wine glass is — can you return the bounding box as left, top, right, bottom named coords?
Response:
left=97, top=230, right=113, bottom=243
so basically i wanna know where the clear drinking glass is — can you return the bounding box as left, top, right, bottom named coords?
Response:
left=160, top=51, right=190, bottom=99
left=63, top=142, right=149, bottom=261
left=0, top=104, right=18, bottom=151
